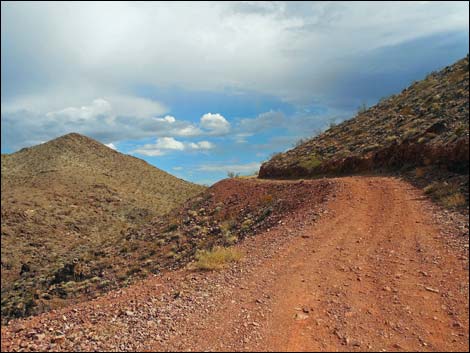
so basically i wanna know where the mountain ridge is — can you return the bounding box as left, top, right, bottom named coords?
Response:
left=1, top=133, right=205, bottom=321
left=259, top=56, right=469, bottom=178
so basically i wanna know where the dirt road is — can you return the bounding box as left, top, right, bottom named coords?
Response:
left=2, top=177, right=469, bottom=352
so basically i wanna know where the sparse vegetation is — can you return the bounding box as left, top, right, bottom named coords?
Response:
left=294, top=137, right=309, bottom=147
left=193, top=247, right=242, bottom=271
left=227, top=171, right=240, bottom=178
left=1, top=133, right=205, bottom=323
left=299, top=155, right=322, bottom=171
left=442, top=193, right=467, bottom=208
left=357, top=102, right=368, bottom=114
left=424, top=181, right=467, bottom=208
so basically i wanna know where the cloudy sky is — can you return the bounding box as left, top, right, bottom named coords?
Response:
left=1, top=1, right=469, bottom=184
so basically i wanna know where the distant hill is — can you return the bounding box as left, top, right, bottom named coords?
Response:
left=1, top=133, right=204, bottom=321
left=259, top=56, right=469, bottom=208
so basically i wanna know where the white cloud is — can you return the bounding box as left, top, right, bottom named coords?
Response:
left=196, top=162, right=261, bottom=174
left=172, top=125, right=203, bottom=137
left=105, top=142, right=117, bottom=150
left=163, top=115, right=176, bottom=123
left=233, top=133, right=253, bottom=144
left=155, top=137, right=185, bottom=151
left=189, top=141, right=215, bottom=150
left=45, top=96, right=166, bottom=121
left=1, top=95, right=217, bottom=150
left=46, top=98, right=112, bottom=121
left=200, top=113, right=231, bottom=135
left=132, top=148, right=164, bottom=157
left=132, top=137, right=215, bottom=156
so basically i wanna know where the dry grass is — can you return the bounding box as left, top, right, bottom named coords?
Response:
left=441, top=193, right=467, bottom=208
left=193, top=247, right=243, bottom=271
left=423, top=181, right=467, bottom=208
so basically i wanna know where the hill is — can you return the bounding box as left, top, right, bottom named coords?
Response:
left=1, top=133, right=205, bottom=321
left=259, top=56, right=469, bottom=209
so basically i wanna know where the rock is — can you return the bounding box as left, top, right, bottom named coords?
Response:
left=425, top=287, right=440, bottom=293
left=51, top=335, right=66, bottom=344
left=34, top=333, right=46, bottom=341
left=295, top=312, right=309, bottom=321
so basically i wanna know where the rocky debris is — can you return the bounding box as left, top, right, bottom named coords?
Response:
left=126, top=178, right=333, bottom=275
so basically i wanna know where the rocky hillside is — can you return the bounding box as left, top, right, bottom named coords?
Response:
left=259, top=56, right=469, bottom=208
left=1, top=133, right=205, bottom=322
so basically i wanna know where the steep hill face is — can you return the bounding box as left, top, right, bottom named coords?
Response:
left=259, top=56, right=469, bottom=204
left=1, top=133, right=204, bottom=321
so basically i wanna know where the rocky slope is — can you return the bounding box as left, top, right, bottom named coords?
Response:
left=1, top=133, right=205, bottom=322
left=259, top=56, right=469, bottom=208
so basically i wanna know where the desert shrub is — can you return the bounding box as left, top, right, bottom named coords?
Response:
left=257, top=207, right=272, bottom=223
left=441, top=193, right=466, bottom=208
left=165, top=223, right=178, bottom=232
left=193, top=247, right=242, bottom=271
left=165, top=251, right=176, bottom=259
left=399, top=106, right=414, bottom=115
left=269, top=152, right=282, bottom=160
left=415, top=167, right=426, bottom=178
left=223, top=232, right=238, bottom=246
left=293, top=138, right=309, bottom=147
left=357, top=102, right=368, bottom=114
left=299, top=155, right=322, bottom=171
left=424, top=181, right=467, bottom=208
left=240, top=219, right=254, bottom=232
left=227, top=171, right=240, bottom=178
left=220, top=219, right=237, bottom=234
left=260, top=194, right=274, bottom=206
left=126, top=267, right=141, bottom=276
left=455, top=125, right=467, bottom=136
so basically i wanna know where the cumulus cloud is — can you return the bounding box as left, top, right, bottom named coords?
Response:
left=189, top=141, right=215, bottom=150
left=159, top=115, right=176, bottom=123
left=132, top=137, right=215, bottom=156
left=1, top=96, right=223, bottom=150
left=200, top=113, right=231, bottom=135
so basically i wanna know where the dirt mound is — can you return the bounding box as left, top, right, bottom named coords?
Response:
left=125, top=177, right=334, bottom=272
left=259, top=56, right=469, bottom=209
left=1, top=133, right=204, bottom=322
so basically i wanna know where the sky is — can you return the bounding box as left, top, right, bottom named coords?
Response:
left=1, top=1, right=469, bottom=185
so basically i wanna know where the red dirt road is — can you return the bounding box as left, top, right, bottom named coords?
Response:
left=2, top=177, right=469, bottom=352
